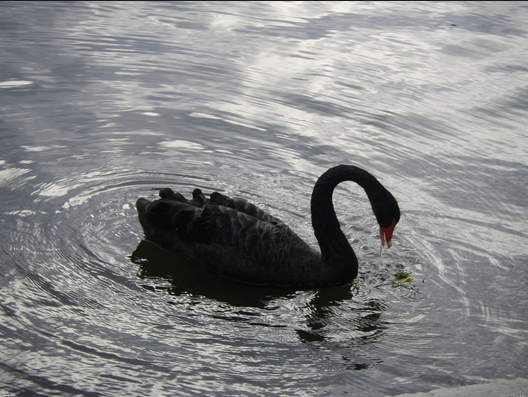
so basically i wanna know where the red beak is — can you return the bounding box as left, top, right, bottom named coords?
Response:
left=380, top=220, right=397, bottom=248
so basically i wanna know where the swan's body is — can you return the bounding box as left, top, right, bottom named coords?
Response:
left=136, top=165, right=400, bottom=287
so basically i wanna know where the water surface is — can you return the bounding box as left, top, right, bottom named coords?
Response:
left=1, top=2, right=527, bottom=396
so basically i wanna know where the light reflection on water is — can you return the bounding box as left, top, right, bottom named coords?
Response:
left=1, top=1, right=528, bottom=396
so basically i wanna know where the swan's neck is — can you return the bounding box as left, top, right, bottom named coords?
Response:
left=310, top=168, right=354, bottom=281
left=311, top=165, right=391, bottom=281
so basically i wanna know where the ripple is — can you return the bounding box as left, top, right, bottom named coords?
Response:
left=158, top=139, right=205, bottom=150
left=0, top=80, right=34, bottom=88
left=0, top=166, right=31, bottom=187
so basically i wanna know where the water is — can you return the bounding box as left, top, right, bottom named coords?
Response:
left=1, top=2, right=527, bottom=396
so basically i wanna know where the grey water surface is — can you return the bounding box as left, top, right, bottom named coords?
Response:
left=1, top=2, right=527, bottom=396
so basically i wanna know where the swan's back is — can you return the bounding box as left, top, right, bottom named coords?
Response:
left=136, top=188, right=321, bottom=286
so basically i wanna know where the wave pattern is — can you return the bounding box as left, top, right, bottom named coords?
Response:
left=1, top=1, right=527, bottom=396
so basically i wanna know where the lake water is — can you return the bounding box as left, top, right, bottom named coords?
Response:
left=1, top=2, right=527, bottom=396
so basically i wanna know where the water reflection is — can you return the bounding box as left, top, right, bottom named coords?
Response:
left=131, top=239, right=389, bottom=352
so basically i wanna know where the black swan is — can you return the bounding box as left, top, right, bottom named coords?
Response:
left=135, top=165, right=400, bottom=287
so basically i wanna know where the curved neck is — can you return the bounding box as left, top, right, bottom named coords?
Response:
left=310, top=165, right=391, bottom=281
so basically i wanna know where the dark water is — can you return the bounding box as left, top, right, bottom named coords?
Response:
left=1, top=2, right=527, bottom=396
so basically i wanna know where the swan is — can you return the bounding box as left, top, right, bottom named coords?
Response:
left=135, top=165, right=400, bottom=287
